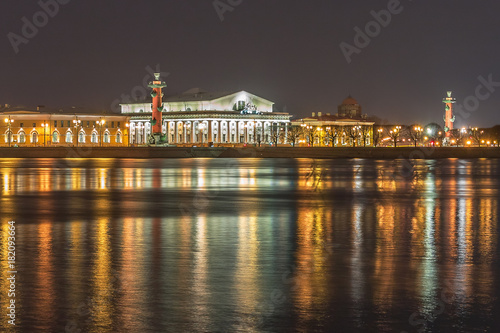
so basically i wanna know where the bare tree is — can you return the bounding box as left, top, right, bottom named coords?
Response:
left=407, top=125, right=424, bottom=147
left=325, top=126, right=341, bottom=147
left=360, top=125, right=371, bottom=147
left=303, top=125, right=317, bottom=147
left=373, top=127, right=385, bottom=147
left=287, top=125, right=302, bottom=147
left=389, top=126, right=401, bottom=147
left=345, top=126, right=361, bottom=147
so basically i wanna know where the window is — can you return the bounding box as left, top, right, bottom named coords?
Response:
left=104, top=132, right=110, bottom=143
left=86, top=121, right=90, bottom=128
left=52, top=131, right=59, bottom=143
left=54, top=121, right=57, bottom=128
left=222, top=134, right=226, bottom=142
left=33, top=123, right=36, bottom=127
left=20, top=123, right=23, bottom=128
left=19, top=132, right=25, bottom=143
left=66, top=131, right=72, bottom=143
left=93, top=121, right=96, bottom=127
left=61, top=121, right=64, bottom=128
left=31, top=132, right=38, bottom=143
left=111, top=121, right=114, bottom=128
left=78, top=132, right=85, bottom=143
left=116, top=132, right=122, bottom=143
left=117, top=122, right=121, bottom=128
left=67, top=121, right=70, bottom=127
left=91, top=132, right=98, bottom=143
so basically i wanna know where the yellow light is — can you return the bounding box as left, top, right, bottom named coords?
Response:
left=4, top=118, right=8, bottom=123
left=467, top=141, right=471, bottom=145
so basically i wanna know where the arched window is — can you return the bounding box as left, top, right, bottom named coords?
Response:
left=5, top=131, right=12, bottom=143
left=31, top=131, right=38, bottom=143
left=19, top=132, right=26, bottom=144
left=103, top=131, right=110, bottom=143
left=66, top=131, right=72, bottom=143
left=78, top=131, right=85, bottom=143
left=116, top=132, right=122, bottom=143
left=52, top=131, right=59, bottom=143
left=91, top=132, right=98, bottom=143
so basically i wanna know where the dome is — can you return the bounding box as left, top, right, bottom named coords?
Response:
left=342, top=95, right=358, bottom=105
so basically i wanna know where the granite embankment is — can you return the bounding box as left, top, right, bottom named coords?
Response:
left=1, top=146, right=500, bottom=159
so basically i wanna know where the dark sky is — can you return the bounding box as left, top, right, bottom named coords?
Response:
left=1, top=0, right=500, bottom=127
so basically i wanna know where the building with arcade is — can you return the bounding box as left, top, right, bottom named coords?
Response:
left=120, top=88, right=292, bottom=146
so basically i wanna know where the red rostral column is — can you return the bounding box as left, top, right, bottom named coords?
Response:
left=442, top=91, right=456, bottom=146
left=148, top=73, right=167, bottom=144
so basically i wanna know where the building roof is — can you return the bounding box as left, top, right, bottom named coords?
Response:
left=163, top=89, right=238, bottom=103
left=342, top=95, right=359, bottom=105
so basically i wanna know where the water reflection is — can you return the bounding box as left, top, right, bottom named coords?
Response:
left=0, top=158, right=498, bottom=332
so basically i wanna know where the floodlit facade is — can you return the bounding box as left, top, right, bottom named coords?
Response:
left=292, top=96, right=375, bottom=147
left=0, top=108, right=130, bottom=147
left=121, top=89, right=292, bottom=145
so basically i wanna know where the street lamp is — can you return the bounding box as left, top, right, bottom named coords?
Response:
left=97, top=119, right=105, bottom=146
left=41, top=122, right=48, bottom=146
left=73, top=119, right=81, bottom=146
left=4, top=116, right=14, bottom=147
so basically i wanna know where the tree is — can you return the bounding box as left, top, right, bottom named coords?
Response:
left=373, top=127, right=384, bottom=147
left=389, top=126, right=401, bottom=147
left=325, top=126, right=341, bottom=147
left=287, top=125, right=302, bottom=147
left=303, top=125, right=317, bottom=147
left=345, top=126, right=361, bottom=147
left=408, top=125, right=424, bottom=147
left=360, top=125, right=371, bottom=147
left=470, top=127, right=484, bottom=147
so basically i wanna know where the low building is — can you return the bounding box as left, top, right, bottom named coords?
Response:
left=291, top=96, right=375, bottom=147
left=1, top=107, right=130, bottom=147
left=120, top=89, right=292, bottom=145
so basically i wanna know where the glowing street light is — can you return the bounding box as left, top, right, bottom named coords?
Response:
left=41, top=122, right=49, bottom=146
left=4, top=116, right=14, bottom=147
left=97, top=119, right=106, bottom=147
left=73, top=118, right=81, bottom=146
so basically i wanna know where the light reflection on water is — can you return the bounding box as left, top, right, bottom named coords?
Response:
left=0, top=158, right=499, bottom=332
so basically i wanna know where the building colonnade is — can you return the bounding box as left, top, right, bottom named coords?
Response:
left=129, top=119, right=290, bottom=145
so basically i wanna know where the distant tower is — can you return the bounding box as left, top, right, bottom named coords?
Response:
left=442, top=91, right=456, bottom=146
left=148, top=73, right=167, bottom=144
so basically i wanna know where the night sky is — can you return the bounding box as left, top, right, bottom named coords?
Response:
left=2, top=0, right=500, bottom=127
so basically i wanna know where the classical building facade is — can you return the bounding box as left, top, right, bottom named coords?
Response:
left=121, top=89, right=292, bottom=145
left=1, top=108, right=130, bottom=147
left=292, top=96, right=375, bottom=147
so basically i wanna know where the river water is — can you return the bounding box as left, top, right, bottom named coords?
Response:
left=0, top=158, right=499, bottom=332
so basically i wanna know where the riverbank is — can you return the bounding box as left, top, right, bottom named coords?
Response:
left=1, top=146, right=500, bottom=159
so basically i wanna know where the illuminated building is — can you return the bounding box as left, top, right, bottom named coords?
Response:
left=442, top=91, right=456, bottom=146
left=291, top=96, right=375, bottom=147
left=120, top=88, right=291, bottom=145
left=0, top=106, right=130, bottom=147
